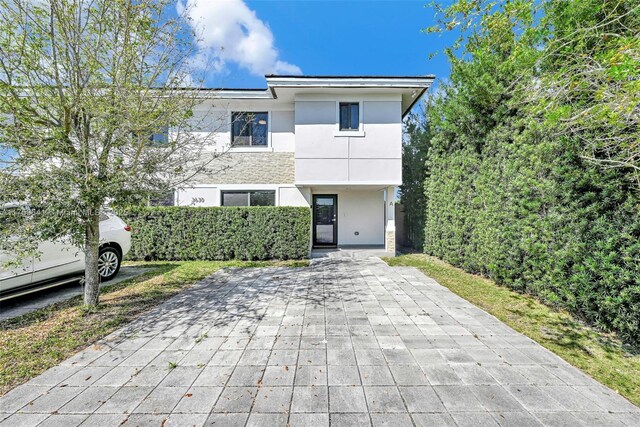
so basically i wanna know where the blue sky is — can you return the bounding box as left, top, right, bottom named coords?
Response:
left=2, top=1, right=452, bottom=164
left=182, top=0, right=454, bottom=89
left=2, top=1, right=451, bottom=165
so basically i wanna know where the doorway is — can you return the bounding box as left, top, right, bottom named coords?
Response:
left=313, top=195, right=337, bottom=247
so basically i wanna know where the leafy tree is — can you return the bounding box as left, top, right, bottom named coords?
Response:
left=0, top=0, right=220, bottom=306
left=532, top=0, right=640, bottom=186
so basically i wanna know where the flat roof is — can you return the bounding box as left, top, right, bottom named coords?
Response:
left=265, top=74, right=436, bottom=79
left=195, top=75, right=435, bottom=91
left=192, top=74, right=435, bottom=117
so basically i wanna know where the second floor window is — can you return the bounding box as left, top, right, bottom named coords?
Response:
left=231, top=112, right=268, bottom=147
left=339, top=102, right=359, bottom=131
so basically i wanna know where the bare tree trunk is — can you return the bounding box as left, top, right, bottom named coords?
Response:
left=83, top=210, right=101, bottom=307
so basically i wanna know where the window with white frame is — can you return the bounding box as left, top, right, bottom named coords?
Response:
left=231, top=112, right=268, bottom=147
left=221, top=190, right=275, bottom=206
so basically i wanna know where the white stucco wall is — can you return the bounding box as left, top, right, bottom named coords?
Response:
left=326, top=190, right=385, bottom=245
left=184, top=99, right=295, bottom=153
left=298, top=159, right=350, bottom=182
left=175, top=95, right=402, bottom=187
left=280, top=186, right=311, bottom=206
left=175, top=185, right=309, bottom=207
left=176, top=186, right=219, bottom=207
left=271, top=110, right=295, bottom=152
left=294, top=97, right=402, bottom=185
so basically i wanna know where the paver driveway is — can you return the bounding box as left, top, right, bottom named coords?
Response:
left=1, top=257, right=639, bottom=426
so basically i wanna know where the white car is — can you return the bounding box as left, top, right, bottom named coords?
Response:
left=0, top=209, right=131, bottom=300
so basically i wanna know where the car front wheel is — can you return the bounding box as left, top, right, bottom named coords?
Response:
left=98, top=247, right=121, bottom=282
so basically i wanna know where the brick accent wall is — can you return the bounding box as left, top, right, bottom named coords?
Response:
left=195, top=152, right=295, bottom=185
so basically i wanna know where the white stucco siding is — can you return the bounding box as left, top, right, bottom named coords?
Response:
left=296, top=101, right=336, bottom=125
left=175, top=185, right=309, bottom=207
left=279, top=186, right=311, bottom=206
left=294, top=98, right=402, bottom=185
left=348, top=123, right=402, bottom=158
left=180, top=100, right=295, bottom=153
left=332, top=190, right=385, bottom=245
left=349, top=158, right=402, bottom=183
left=180, top=110, right=228, bottom=152
left=176, top=186, right=219, bottom=207
left=295, top=101, right=347, bottom=159
left=350, top=101, right=402, bottom=159
left=271, top=111, right=295, bottom=152
left=178, top=108, right=229, bottom=151
left=296, top=159, right=350, bottom=183
left=363, top=99, right=402, bottom=124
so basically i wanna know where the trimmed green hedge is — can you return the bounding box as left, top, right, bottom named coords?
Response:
left=422, top=138, right=640, bottom=345
left=119, top=206, right=310, bottom=261
left=407, top=1, right=640, bottom=345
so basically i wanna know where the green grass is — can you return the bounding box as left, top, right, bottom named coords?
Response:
left=384, top=254, right=640, bottom=407
left=0, top=259, right=307, bottom=395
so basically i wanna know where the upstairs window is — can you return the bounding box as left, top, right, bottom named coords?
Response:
left=231, top=112, right=268, bottom=147
left=222, top=190, right=275, bottom=206
left=339, top=102, right=359, bottom=131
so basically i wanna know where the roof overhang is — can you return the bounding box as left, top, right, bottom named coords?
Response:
left=295, top=181, right=401, bottom=189
left=192, top=88, right=272, bottom=99
left=265, top=75, right=435, bottom=87
left=266, top=75, right=434, bottom=117
left=195, top=75, right=435, bottom=117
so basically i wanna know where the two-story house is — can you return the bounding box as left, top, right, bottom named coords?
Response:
left=168, top=75, right=434, bottom=254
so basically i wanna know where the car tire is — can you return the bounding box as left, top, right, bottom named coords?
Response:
left=98, top=246, right=121, bottom=282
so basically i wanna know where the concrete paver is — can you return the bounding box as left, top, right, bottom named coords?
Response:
left=1, top=257, right=639, bottom=426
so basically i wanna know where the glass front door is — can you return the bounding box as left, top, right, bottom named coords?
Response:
left=313, top=195, right=337, bottom=246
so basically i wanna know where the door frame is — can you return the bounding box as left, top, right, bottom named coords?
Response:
left=312, top=194, right=338, bottom=247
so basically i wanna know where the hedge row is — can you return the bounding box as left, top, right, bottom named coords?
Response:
left=406, top=1, right=640, bottom=345
left=119, top=206, right=311, bottom=261
left=423, top=137, right=640, bottom=345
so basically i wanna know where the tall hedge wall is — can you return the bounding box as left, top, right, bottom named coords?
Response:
left=411, top=0, right=640, bottom=344
left=423, top=134, right=640, bottom=344
left=119, top=206, right=310, bottom=261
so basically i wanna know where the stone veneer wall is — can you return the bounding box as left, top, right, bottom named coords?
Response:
left=385, top=229, right=396, bottom=255
left=194, top=152, right=295, bottom=185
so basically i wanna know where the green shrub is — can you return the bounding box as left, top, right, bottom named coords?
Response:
left=423, top=132, right=640, bottom=345
left=414, top=0, right=640, bottom=345
left=118, top=206, right=310, bottom=261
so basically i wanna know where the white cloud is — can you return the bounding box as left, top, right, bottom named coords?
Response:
left=178, top=0, right=301, bottom=77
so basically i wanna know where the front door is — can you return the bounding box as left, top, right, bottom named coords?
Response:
left=313, top=195, right=337, bottom=247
